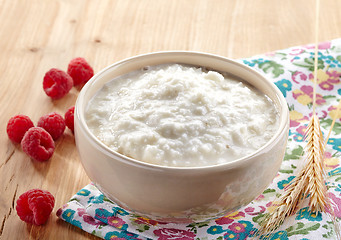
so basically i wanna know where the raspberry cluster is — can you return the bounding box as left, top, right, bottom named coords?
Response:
left=7, top=109, right=74, bottom=162
left=43, top=57, right=94, bottom=99
left=8, top=57, right=91, bottom=226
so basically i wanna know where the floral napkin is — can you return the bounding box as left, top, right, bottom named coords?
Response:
left=57, top=39, right=341, bottom=239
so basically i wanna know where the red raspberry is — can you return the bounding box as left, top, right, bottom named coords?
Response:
left=21, top=127, right=55, bottom=162
left=64, top=106, right=75, bottom=133
left=7, top=115, right=34, bottom=143
left=67, top=57, right=94, bottom=86
left=37, top=112, right=66, bottom=140
left=43, top=68, right=73, bottom=99
left=16, top=189, right=55, bottom=225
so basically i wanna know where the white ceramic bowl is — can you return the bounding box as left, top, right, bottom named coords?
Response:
left=74, top=51, right=289, bottom=222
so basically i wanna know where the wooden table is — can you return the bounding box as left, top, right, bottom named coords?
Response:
left=1, top=0, right=341, bottom=239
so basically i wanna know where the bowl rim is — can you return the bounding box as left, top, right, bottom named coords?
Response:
left=75, top=50, right=289, bottom=172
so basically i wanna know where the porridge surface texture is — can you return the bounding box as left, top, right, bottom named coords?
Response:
left=85, top=64, right=279, bottom=167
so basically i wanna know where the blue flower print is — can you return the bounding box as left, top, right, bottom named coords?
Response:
left=328, top=167, right=341, bottom=177
left=113, top=206, right=129, bottom=216
left=207, top=225, right=224, bottom=235
left=335, top=184, right=341, bottom=192
left=94, top=207, right=130, bottom=224
left=274, top=79, right=292, bottom=97
left=243, top=59, right=256, bottom=67
left=270, top=230, right=288, bottom=239
left=95, top=208, right=115, bottom=222
left=293, top=133, right=304, bottom=142
left=242, top=58, right=268, bottom=67
left=296, top=207, right=322, bottom=222
left=328, top=138, right=341, bottom=152
left=88, top=194, right=105, bottom=204
left=264, top=231, right=288, bottom=240
left=207, top=220, right=254, bottom=239
left=277, top=176, right=295, bottom=190
left=61, top=209, right=82, bottom=229
left=77, top=189, right=91, bottom=196
left=105, top=230, right=140, bottom=240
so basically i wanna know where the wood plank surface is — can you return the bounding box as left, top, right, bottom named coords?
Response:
left=1, top=0, right=341, bottom=239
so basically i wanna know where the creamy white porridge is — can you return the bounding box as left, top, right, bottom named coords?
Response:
left=85, top=64, right=279, bottom=167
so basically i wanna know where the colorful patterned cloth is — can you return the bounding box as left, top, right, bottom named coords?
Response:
left=57, top=39, right=341, bottom=239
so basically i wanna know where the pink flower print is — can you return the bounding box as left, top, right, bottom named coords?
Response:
left=215, top=210, right=245, bottom=225
left=289, top=110, right=309, bottom=127
left=244, top=206, right=266, bottom=216
left=328, top=105, right=341, bottom=121
left=292, top=85, right=326, bottom=106
left=309, top=69, right=341, bottom=90
left=326, top=192, right=341, bottom=218
left=308, top=110, right=328, bottom=119
left=255, top=194, right=264, bottom=201
left=266, top=201, right=287, bottom=213
left=153, top=228, right=195, bottom=240
left=107, top=216, right=126, bottom=229
left=304, top=41, right=331, bottom=50
left=228, top=222, right=247, bottom=233
left=265, top=51, right=276, bottom=57
left=324, top=151, right=340, bottom=170
left=77, top=208, right=104, bottom=226
left=292, top=71, right=308, bottom=84
left=296, top=125, right=307, bottom=135
left=289, top=48, right=305, bottom=56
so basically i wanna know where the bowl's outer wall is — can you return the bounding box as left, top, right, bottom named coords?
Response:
left=75, top=51, right=289, bottom=220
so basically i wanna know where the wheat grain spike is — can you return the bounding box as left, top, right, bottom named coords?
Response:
left=304, top=114, right=327, bottom=213
left=254, top=114, right=329, bottom=239
left=255, top=169, right=308, bottom=238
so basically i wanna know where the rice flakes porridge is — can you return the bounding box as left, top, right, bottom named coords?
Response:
left=85, top=64, right=279, bottom=167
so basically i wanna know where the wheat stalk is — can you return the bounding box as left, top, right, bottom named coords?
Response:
left=254, top=114, right=326, bottom=238
left=252, top=0, right=339, bottom=237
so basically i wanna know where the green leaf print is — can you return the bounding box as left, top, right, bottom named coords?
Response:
left=130, top=219, right=150, bottom=233
left=263, top=188, right=276, bottom=194
left=252, top=213, right=267, bottom=224
left=288, top=104, right=295, bottom=112
left=103, top=195, right=114, bottom=204
left=283, top=145, right=304, bottom=161
left=286, top=222, right=320, bottom=237
left=273, top=52, right=288, bottom=61
left=279, top=169, right=294, bottom=174
left=320, top=119, right=341, bottom=135
left=321, top=221, right=336, bottom=239
left=254, top=188, right=278, bottom=201
left=258, top=61, right=285, bottom=78
left=186, top=221, right=210, bottom=233
left=293, top=58, right=324, bottom=71
left=336, top=55, right=341, bottom=62
left=322, top=95, right=338, bottom=106
left=69, top=198, right=80, bottom=203
left=91, top=230, right=103, bottom=238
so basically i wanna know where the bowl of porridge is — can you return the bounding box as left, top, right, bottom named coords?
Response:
left=74, top=51, right=289, bottom=222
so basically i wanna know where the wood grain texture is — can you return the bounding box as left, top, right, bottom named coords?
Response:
left=0, top=0, right=341, bottom=239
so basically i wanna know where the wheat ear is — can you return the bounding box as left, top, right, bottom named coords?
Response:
left=303, top=114, right=328, bottom=213
left=254, top=114, right=327, bottom=239
left=255, top=169, right=308, bottom=237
